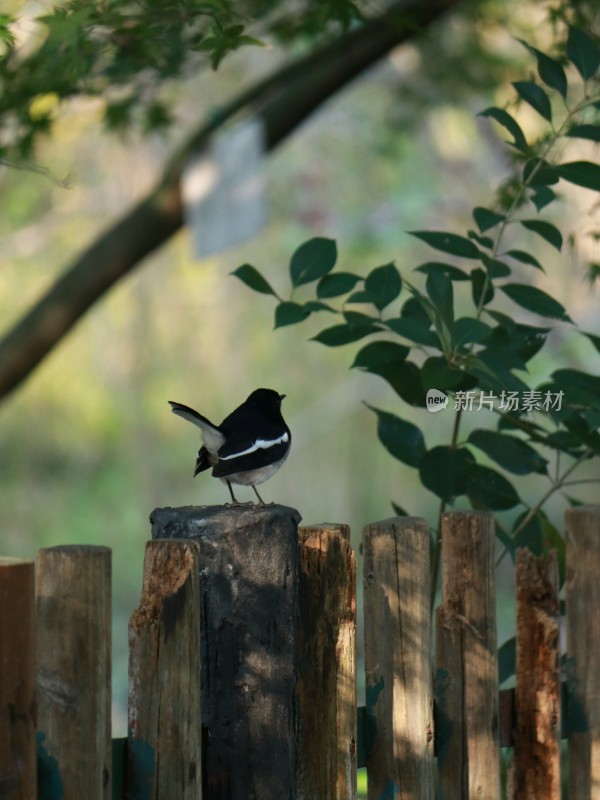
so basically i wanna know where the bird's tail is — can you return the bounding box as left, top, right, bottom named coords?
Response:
left=168, top=401, right=225, bottom=453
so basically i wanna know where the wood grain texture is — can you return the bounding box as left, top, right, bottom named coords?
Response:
left=151, top=503, right=301, bottom=800
left=435, top=511, right=500, bottom=800
left=514, top=548, right=560, bottom=800
left=128, top=539, right=202, bottom=799
left=363, top=517, right=434, bottom=800
left=565, top=505, right=600, bottom=799
left=296, top=524, right=356, bottom=800
left=0, top=558, right=36, bottom=800
left=35, top=545, right=111, bottom=800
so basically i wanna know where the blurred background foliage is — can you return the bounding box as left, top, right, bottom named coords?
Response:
left=1, top=0, right=599, bottom=734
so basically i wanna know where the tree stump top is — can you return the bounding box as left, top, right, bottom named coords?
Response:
left=150, top=503, right=302, bottom=540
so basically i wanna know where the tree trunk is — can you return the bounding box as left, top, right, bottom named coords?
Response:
left=0, top=0, right=458, bottom=402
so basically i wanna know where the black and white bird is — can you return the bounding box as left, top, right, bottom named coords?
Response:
left=169, top=388, right=291, bottom=505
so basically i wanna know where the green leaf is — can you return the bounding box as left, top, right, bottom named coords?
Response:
left=385, top=317, right=440, bottom=348
left=551, top=368, right=600, bottom=401
left=530, top=186, right=557, bottom=212
left=473, top=207, right=505, bottom=233
left=316, top=272, right=361, bottom=299
left=414, top=262, right=470, bottom=281
left=567, top=26, right=600, bottom=80
left=523, top=158, right=559, bottom=186
left=555, top=161, right=600, bottom=191
left=231, top=264, right=277, bottom=296
left=467, top=429, right=548, bottom=475
left=468, top=230, right=494, bottom=250
left=478, top=252, right=511, bottom=278
left=517, top=40, right=568, bottom=99
left=490, top=322, right=549, bottom=364
left=520, top=219, right=563, bottom=251
left=566, top=124, right=600, bottom=142
left=479, top=106, right=528, bottom=151
left=366, top=405, right=426, bottom=467
left=344, top=310, right=377, bottom=327
left=453, top=317, right=493, bottom=346
left=368, top=359, right=427, bottom=407
left=346, top=290, right=374, bottom=304
left=543, top=430, right=586, bottom=455
left=466, top=464, right=520, bottom=510
left=290, top=237, right=337, bottom=287
left=311, top=323, right=376, bottom=346
left=302, top=301, right=336, bottom=313
left=419, top=446, right=474, bottom=503
left=512, top=80, right=552, bottom=121
left=0, top=14, right=16, bottom=46
left=274, top=302, right=310, bottom=328
left=364, top=263, right=402, bottom=310
left=408, top=230, right=479, bottom=259
left=471, top=268, right=494, bottom=307
left=465, top=356, right=529, bottom=395
left=485, top=310, right=516, bottom=332
left=352, top=341, right=410, bottom=370
left=426, top=272, right=454, bottom=329
left=504, top=249, right=544, bottom=271
left=500, top=283, right=571, bottom=321
left=581, top=330, right=600, bottom=354
left=401, top=295, right=432, bottom=323
left=421, top=357, right=473, bottom=392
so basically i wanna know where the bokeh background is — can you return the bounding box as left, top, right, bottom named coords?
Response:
left=2, top=0, right=599, bottom=740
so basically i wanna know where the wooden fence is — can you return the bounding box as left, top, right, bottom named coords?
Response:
left=1, top=504, right=599, bottom=799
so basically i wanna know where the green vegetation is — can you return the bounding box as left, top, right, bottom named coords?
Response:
left=2, top=0, right=600, bottom=747
left=236, top=18, right=600, bottom=676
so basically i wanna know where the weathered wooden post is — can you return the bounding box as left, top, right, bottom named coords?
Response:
left=565, top=504, right=600, bottom=800
left=35, top=545, right=112, bottom=800
left=128, top=539, right=203, bottom=799
left=514, top=548, right=560, bottom=799
left=296, top=524, right=357, bottom=800
left=150, top=504, right=301, bottom=800
left=0, top=557, right=36, bottom=800
left=363, top=517, right=434, bottom=800
left=435, top=510, right=500, bottom=800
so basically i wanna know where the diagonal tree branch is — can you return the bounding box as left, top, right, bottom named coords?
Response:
left=0, top=0, right=458, bottom=402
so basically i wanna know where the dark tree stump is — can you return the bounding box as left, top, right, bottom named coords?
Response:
left=150, top=504, right=302, bottom=800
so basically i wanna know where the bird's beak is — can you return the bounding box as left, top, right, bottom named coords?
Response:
left=279, top=394, right=286, bottom=401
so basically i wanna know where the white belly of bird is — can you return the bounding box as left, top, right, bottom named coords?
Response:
left=222, top=453, right=289, bottom=487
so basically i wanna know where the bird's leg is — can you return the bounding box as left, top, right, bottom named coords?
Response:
left=226, top=480, right=241, bottom=505
left=252, top=485, right=266, bottom=506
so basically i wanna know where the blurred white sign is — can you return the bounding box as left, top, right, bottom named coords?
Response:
left=182, top=117, right=266, bottom=258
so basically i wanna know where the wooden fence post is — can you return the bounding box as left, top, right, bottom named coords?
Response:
left=296, top=524, right=356, bottom=800
left=35, top=545, right=111, bottom=800
left=150, top=504, right=301, bottom=800
left=514, top=548, right=560, bottom=799
left=0, top=557, right=36, bottom=800
left=435, top=510, right=500, bottom=800
left=363, top=517, right=434, bottom=800
left=565, top=504, right=600, bottom=799
left=128, top=539, right=202, bottom=799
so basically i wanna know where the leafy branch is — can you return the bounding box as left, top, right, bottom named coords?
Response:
left=234, top=19, right=600, bottom=622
